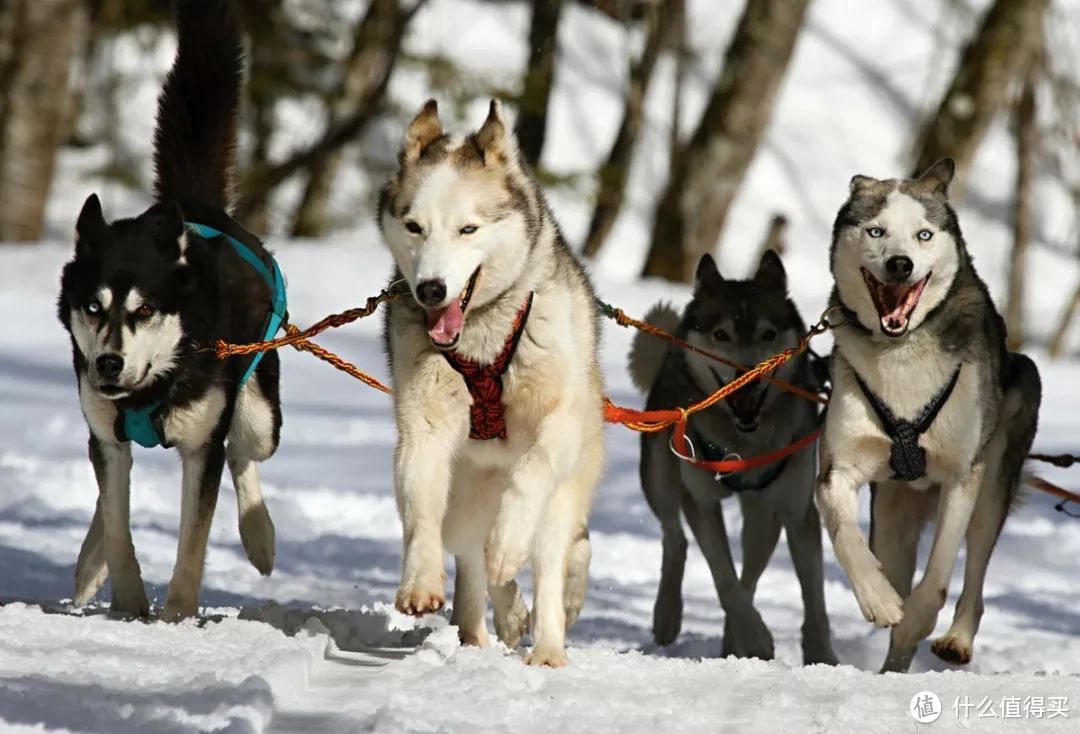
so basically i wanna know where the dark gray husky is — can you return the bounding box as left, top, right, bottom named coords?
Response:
left=57, top=0, right=283, bottom=620
left=629, top=251, right=836, bottom=664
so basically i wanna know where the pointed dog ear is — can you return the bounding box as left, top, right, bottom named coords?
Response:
left=849, top=174, right=877, bottom=195
left=75, top=193, right=110, bottom=257
left=474, top=99, right=516, bottom=166
left=403, top=99, right=443, bottom=162
left=754, top=249, right=787, bottom=292
left=914, top=157, right=955, bottom=195
left=694, top=253, right=723, bottom=294
left=142, top=200, right=186, bottom=259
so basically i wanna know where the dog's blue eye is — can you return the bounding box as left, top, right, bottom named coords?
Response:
left=459, top=225, right=478, bottom=235
left=917, top=229, right=933, bottom=241
left=404, top=221, right=423, bottom=235
left=867, top=226, right=885, bottom=238
left=86, top=301, right=102, bottom=315
left=713, top=329, right=731, bottom=342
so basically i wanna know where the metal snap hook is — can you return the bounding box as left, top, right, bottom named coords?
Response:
left=712, top=452, right=743, bottom=481
left=669, top=434, right=698, bottom=463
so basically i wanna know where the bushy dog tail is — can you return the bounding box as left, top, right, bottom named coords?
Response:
left=153, top=0, right=243, bottom=212
left=628, top=302, right=680, bottom=393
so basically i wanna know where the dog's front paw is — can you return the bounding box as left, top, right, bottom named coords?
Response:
left=525, top=645, right=569, bottom=668
left=110, top=576, right=150, bottom=618
left=852, top=571, right=904, bottom=628
left=652, top=591, right=683, bottom=646
left=493, top=589, right=530, bottom=649
left=395, top=571, right=446, bottom=616
left=892, top=583, right=944, bottom=645
left=722, top=611, right=775, bottom=660
left=485, top=526, right=531, bottom=586
left=239, top=504, right=275, bottom=577
left=930, top=634, right=973, bottom=665
left=162, top=596, right=198, bottom=622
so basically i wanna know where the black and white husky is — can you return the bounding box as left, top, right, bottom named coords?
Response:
left=817, top=158, right=1041, bottom=672
left=58, top=0, right=283, bottom=621
left=630, top=252, right=836, bottom=664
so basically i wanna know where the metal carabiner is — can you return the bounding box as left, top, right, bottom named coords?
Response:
left=713, top=452, right=743, bottom=481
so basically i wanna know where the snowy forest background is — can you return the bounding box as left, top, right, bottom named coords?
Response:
left=2, top=0, right=1079, bottom=351
left=2, top=1, right=1080, bottom=731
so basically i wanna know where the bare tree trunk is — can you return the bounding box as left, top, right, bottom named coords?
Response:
left=515, top=0, right=565, bottom=169
left=582, top=2, right=674, bottom=257
left=0, top=0, right=87, bottom=242
left=290, top=0, right=417, bottom=237
left=910, top=0, right=1048, bottom=189
left=236, top=1, right=420, bottom=229
left=755, top=213, right=788, bottom=262
left=1005, top=69, right=1036, bottom=351
left=641, top=0, right=811, bottom=282
left=668, top=0, right=687, bottom=163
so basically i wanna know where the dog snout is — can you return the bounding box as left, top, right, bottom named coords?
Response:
left=416, top=279, right=447, bottom=307
left=95, top=353, right=124, bottom=381
left=885, top=255, right=914, bottom=281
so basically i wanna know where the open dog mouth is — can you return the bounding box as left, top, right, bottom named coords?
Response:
left=861, top=267, right=931, bottom=337
left=711, top=367, right=768, bottom=433
left=425, top=267, right=481, bottom=350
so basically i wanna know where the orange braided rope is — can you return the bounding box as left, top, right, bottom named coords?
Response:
left=208, top=292, right=1080, bottom=512
left=212, top=281, right=409, bottom=360
left=285, top=325, right=392, bottom=394
left=601, top=330, right=820, bottom=431
left=602, top=305, right=828, bottom=406
left=211, top=287, right=832, bottom=434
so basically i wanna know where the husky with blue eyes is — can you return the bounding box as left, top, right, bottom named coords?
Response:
left=818, top=158, right=1042, bottom=672
left=57, top=0, right=282, bottom=621
left=629, top=250, right=837, bottom=665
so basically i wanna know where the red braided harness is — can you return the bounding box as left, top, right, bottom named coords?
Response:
left=442, top=293, right=534, bottom=440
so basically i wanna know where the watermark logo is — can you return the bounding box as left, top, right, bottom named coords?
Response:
left=911, top=691, right=943, bottom=724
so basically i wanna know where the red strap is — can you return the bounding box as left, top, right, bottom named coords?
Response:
left=671, top=419, right=820, bottom=474
left=443, top=293, right=534, bottom=440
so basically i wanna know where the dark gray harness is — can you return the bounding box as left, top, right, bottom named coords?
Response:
left=853, top=365, right=962, bottom=482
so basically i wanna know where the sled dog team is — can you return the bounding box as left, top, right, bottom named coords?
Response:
left=57, top=0, right=1040, bottom=673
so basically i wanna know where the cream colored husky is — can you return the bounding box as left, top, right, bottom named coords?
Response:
left=378, top=99, right=605, bottom=666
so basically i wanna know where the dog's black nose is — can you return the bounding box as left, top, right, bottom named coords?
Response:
left=96, top=354, right=124, bottom=380
left=886, top=255, right=914, bottom=280
left=416, top=279, right=447, bottom=307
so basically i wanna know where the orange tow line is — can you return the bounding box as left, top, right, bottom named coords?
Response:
left=209, top=283, right=1080, bottom=511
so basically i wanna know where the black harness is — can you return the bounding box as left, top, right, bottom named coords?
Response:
left=853, top=365, right=962, bottom=482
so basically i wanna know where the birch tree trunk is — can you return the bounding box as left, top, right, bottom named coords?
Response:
left=641, top=0, right=811, bottom=282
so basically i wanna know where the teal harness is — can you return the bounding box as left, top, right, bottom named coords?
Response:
left=118, top=221, right=287, bottom=449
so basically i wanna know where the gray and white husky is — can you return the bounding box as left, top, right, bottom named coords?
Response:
left=378, top=100, right=605, bottom=666
left=630, top=251, right=837, bottom=664
left=817, top=158, right=1041, bottom=673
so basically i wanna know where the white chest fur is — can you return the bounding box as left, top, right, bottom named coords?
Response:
left=830, top=331, right=985, bottom=483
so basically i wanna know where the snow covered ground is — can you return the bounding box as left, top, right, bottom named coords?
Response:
left=2, top=0, right=1080, bottom=731
left=2, top=239, right=1079, bottom=733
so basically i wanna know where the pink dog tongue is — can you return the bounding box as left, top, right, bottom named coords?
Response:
left=427, top=300, right=464, bottom=345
